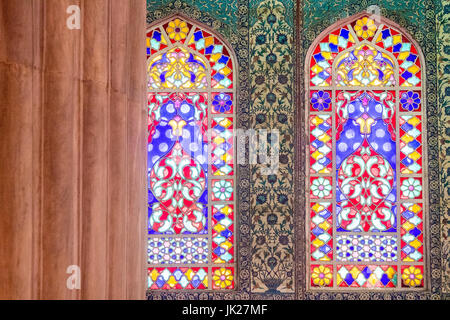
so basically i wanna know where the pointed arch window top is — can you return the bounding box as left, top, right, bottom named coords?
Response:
left=309, top=14, right=422, bottom=87
left=147, top=17, right=234, bottom=90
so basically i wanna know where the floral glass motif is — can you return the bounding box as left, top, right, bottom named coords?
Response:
left=147, top=16, right=236, bottom=290
left=307, top=15, right=426, bottom=290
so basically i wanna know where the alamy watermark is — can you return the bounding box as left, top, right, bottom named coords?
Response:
left=149, top=126, right=280, bottom=175
left=66, top=5, right=81, bottom=30
left=367, top=5, right=381, bottom=23
left=66, top=265, right=81, bottom=290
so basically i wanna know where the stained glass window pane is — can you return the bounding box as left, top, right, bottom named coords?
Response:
left=147, top=17, right=236, bottom=290
left=307, top=14, right=426, bottom=290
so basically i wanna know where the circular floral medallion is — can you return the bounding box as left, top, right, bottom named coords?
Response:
left=213, top=268, right=233, bottom=289
left=311, top=91, right=331, bottom=111
left=400, top=91, right=421, bottom=111
left=166, top=19, right=189, bottom=41
left=311, top=177, right=332, bottom=198
left=213, top=93, right=232, bottom=113
left=213, top=180, right=233, bottom=200
left=312, top=265, right=332, bottom=287
left=354, top=17, right=377, bottom=39
left=402, top=266, right=423, bottom=287
left=400, top=178, right=422, bottom=199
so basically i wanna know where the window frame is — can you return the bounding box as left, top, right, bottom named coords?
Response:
left=146, top=14, right=239, bottom=292
left=304, top=12, right=429, bottom=292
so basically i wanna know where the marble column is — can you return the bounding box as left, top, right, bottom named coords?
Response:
left=0, top=0, right=147, bottom=299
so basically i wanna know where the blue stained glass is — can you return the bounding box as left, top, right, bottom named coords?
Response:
left=381, top=29, right=391, bottom=39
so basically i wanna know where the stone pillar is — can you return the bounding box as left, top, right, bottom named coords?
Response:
left=0, top=0, right=147, bottom=299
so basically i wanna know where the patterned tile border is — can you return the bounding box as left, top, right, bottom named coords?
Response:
left=437, top=0, right=450, bottom=295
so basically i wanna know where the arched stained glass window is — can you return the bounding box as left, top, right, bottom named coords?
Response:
left=306, top=14, right=427, bottom=290
left=146, top=16, right=237, bottom=290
